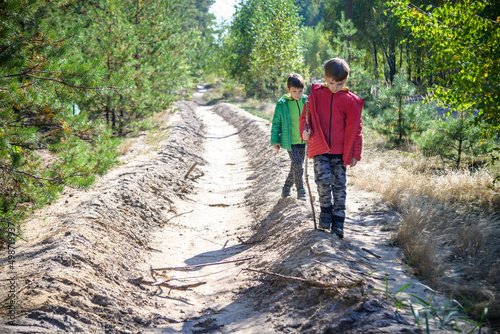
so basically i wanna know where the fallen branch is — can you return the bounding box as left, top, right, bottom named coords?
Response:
left=128, top=230, right=147, bottom=246
left=184, top=162, right=198, bottom=179
left=242, top=268, right=353, bottom=289
left=130, top=277, right=206, bottom=291
left=191, top=171, right=205, bottom=180
left=208, top=203, right=229, bottom=207
left=150, top=185, right=174, bottom=205
left=236, top=236, right=262, bottom=245
left=236, top=234, right=269, bottom=245
left=151, top=256, right=254, bottom=272
left=160, top=209, right=194, bottom=226
left=362, top=247, right=382, bottom=259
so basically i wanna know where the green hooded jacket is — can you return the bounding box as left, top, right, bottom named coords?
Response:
left=270, top=93, right=308, bottom=151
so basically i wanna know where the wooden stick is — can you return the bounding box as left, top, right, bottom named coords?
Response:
left=184, top=162, right=198, bottom=179
left=304, top=99, right=317, bottom=230
left=151, top=256, right=254, bottom=272
left=243, top=268, right=352, bottom=289
left=362, top=247, right=382, bottom=259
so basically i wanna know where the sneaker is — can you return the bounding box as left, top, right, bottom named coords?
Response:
left=331, top=221, right=344, bottom=239
left=281, top=186, right=291, bottom=198
left=318, top=212, right=332, bottom=230
left=297, top=188, right=306, bottom=200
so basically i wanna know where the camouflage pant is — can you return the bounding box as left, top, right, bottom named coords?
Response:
left=284, top=144, right=305, bottom=189
left=313, top=154, right=346, bottom=223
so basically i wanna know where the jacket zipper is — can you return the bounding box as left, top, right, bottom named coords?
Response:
left=296, top=100, right=303, bottom=143
left=329, top=93, right=333, bottom=150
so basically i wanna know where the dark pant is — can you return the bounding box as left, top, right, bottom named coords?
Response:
left=284, top=144, right=305, bottom=190
left=313, top=154, right=346, bottom=223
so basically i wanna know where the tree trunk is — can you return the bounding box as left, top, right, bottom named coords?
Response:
left=456, top=138, right=463, bottom=169
left=370, top=41, right=379, bottom=81
left=345, top=0, right=353, bottom=64
left=400, top=44, right=403, bottom=70
left=388, top=23, right=396, bottom=84
left=428, top=49, right=433, bottom=87
left=398, top=97, right=403, bottom=144
left=112, top=109, right=116, bottom=130
left=105, top=107, right=109, bottom=126
left=406, top=40, right=413, bottom=83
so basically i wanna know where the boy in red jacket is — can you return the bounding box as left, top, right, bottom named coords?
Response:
left=300, top=57, right=364, bottom=238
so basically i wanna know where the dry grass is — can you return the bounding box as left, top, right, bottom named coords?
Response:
left=235, top=99, right=275, bottom=121
left=200, top=78, right=279, bottom=121
left=117, top=109, right=173, bottom=157
left=350, top=128, right=500, bottom=326
left=118, top=141, right=133, bottom=155
left=201, top=78, right=247, bottom=104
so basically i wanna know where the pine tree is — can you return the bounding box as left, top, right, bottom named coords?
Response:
left=0, top=1, right=119, bottom=242
left=0, top=0, right=199, bottom=243
left=65, top=0, right=196, bottom=132
left=372, top=70, right=435, bottom=146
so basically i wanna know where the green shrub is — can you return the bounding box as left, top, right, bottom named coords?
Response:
left=414, top=114, right=496, bottom=169
left=370, top=70, right=436, bottom=146
left=0, top=111, right=120, bottom=244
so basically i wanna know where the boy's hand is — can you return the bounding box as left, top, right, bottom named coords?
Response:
left=302, top=130, right=310, bottom=141
left=273, top=143, right=281, bottom=156
left=351, top=158, right=358, bottom=167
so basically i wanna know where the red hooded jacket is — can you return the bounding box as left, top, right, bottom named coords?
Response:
left=299, top=83, right=364, bottom=166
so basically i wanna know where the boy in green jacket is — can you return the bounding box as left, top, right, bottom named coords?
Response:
left=271, top=73, right=308, bottom=200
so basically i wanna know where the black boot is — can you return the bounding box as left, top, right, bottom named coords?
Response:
left=297, top=188, right=306, bottom=200
left=281, top=186, right=291, bottom=198
left=318, top=212, right=332, bottom=230
left=331, top=221, right=344, bottom=239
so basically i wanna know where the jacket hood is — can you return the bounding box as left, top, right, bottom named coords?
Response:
left=311, top=83, right=350, bottom=93
left=278, top=93, right=307, bottom=103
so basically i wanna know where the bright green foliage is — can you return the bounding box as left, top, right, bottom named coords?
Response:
left=415, top=114, right=495, bottom=169
left=293, top=0, right=325, bottom=26
left=190, top=17, right=226, bottom=79
left=330, top=12, right=365, bottom=65
left=323, top=0, right=402, bottom=83
left=184, top=0, right=216, bottom=31
left=329, top=13, right=369, bottom=93
left=302, top=23, right=333, bottom=78
left=371, top=70, right=436, bottom=145
left=390, top=0, right=500, bottom=135
left=224, top=0, right=305, bottom=98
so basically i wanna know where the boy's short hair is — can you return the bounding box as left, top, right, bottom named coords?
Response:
left=287, top=73, right=305, bottom=89
left=323, top=58, right=350, bottom=81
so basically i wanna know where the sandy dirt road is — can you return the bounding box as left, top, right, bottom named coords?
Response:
left=144, top=104, right=273, bottom=333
